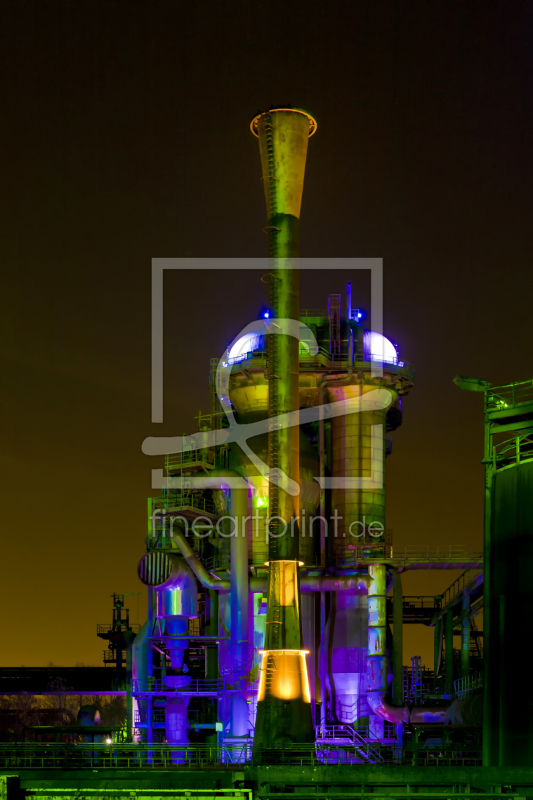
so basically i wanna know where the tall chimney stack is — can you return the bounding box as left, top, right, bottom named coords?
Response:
left=250, top=107, right=317, bottom=752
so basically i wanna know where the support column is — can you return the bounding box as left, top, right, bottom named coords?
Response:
left=124, top=630, right=135, bottom=743
left=367, top=564, right=387, bottom=718
left=319, top=589, right=326, bottom=731
left=445, top=609, right=454, bottom=693
left=461, top=594, right=471, bottom=678
left=434, top=618, right=443, bottom=678
left=392, top=570, right=403, bottom=706
left=206, top=589, right=219, bottom=679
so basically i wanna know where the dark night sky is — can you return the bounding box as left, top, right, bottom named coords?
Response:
left=1, top=2, right=532, bottom=667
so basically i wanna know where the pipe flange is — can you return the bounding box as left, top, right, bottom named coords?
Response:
left=250, top=108, right=317, bottom=138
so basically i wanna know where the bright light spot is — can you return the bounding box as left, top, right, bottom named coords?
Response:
left=264, top=311, right=269, bottom=319
left=105, top=738, right=112, bottom=744
left=228, top=332, right=263, bottom=360
left=363, top=331, right=398, bottom=365
left=256, top=497, right=268, bottom=508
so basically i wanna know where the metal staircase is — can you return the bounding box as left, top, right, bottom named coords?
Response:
left=316, top=724, right=385, bottom=763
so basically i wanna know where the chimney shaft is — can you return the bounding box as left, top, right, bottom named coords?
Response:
left=251, top=107, right=316, bottom=752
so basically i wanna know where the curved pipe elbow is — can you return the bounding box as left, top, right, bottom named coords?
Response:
left=367, top=690, right=409, bottom=725
left=138, top=551, right=196, bottom=592
left=172, top=531, right=230, bottom=592
left=368, top=691, right=452, bottom=727
left=138, top=552, right=199, bottom=616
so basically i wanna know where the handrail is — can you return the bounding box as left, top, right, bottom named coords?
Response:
left=165, top=450, right=215, bottom=468
left=227, top=348, right=414, bottom=373
left=300, top=308, right=327, bottom=318
left=453, top=672, right=483, bottom=698
left=485, top=379, right=533, bottom=413
left=0, top=740, right=482, bottom=768
left=96, top=624, right=141, bottom=635
left=201, top=545, right=482, bottom=572
left=335, top=544, right=482, bottom=568
left=492, top=430, right=533, bottom=471
left=132, top=677, right=258, bottom=694
left=440, top=569, right=483, bottom=609
left=151, top=492, right=217, bottom=515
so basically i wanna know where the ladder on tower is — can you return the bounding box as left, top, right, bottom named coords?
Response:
left=328, top=294, right=341, bottom=357
left=402, top=665, right=410, bottom=703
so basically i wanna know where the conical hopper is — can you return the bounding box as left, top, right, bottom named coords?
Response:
left=251, top=108, right=316, bottom=223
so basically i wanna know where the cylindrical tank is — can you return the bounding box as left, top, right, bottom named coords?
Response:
left=77, top=705, right=101, bottom=726
left=487, top=458, right=533, bottom=765
left=132, top=620, right=149, bottom=741
left=226, top=430, right=320, bottom=566
left=77, top=705, right=102, bottom=747
left=329, top=383, right=394, bottom=561
left=132, top=620, right=149, bottom=688
left=138, top=553, right=198, bottom=678
left=327, top=593, right=370, bottom=723
left=326, top=380, right=393, bottom=728
left=166, top=696, right=189, bottom=761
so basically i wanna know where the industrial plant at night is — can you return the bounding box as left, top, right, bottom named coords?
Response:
left=2, top=107, right=533, bottom=798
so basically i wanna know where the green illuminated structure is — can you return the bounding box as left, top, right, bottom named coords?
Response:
left=3, top=115, right=533, bottom=800
left=454, top=376, right=533, bottom=766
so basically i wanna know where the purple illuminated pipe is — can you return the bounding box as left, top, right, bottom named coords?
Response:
left=222, top=470, right=250, bottom=738
left=173, top=468, right=251, bottom=738
left=137, top=554, right=198, bottom=671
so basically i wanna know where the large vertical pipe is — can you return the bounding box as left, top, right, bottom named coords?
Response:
left=329, top=382, right=390, bottom=726
left=251, top=107, right=316, bottom=751
left=366, top=570, right=445, bottom=725
left=230, top=483, right=249, bottom=669
left=346, top=281, right=352, bottom=321
left=230, top=482, right=250, bottom=737
left=330, top=392, right=389, bottom=562
left=318, top=377, right=329, bottom=732
left=367, top=564, right=388, bottom=716
left=392, top=570, right=403, bottom=706
left=319, top=589, right=326, bottom=732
